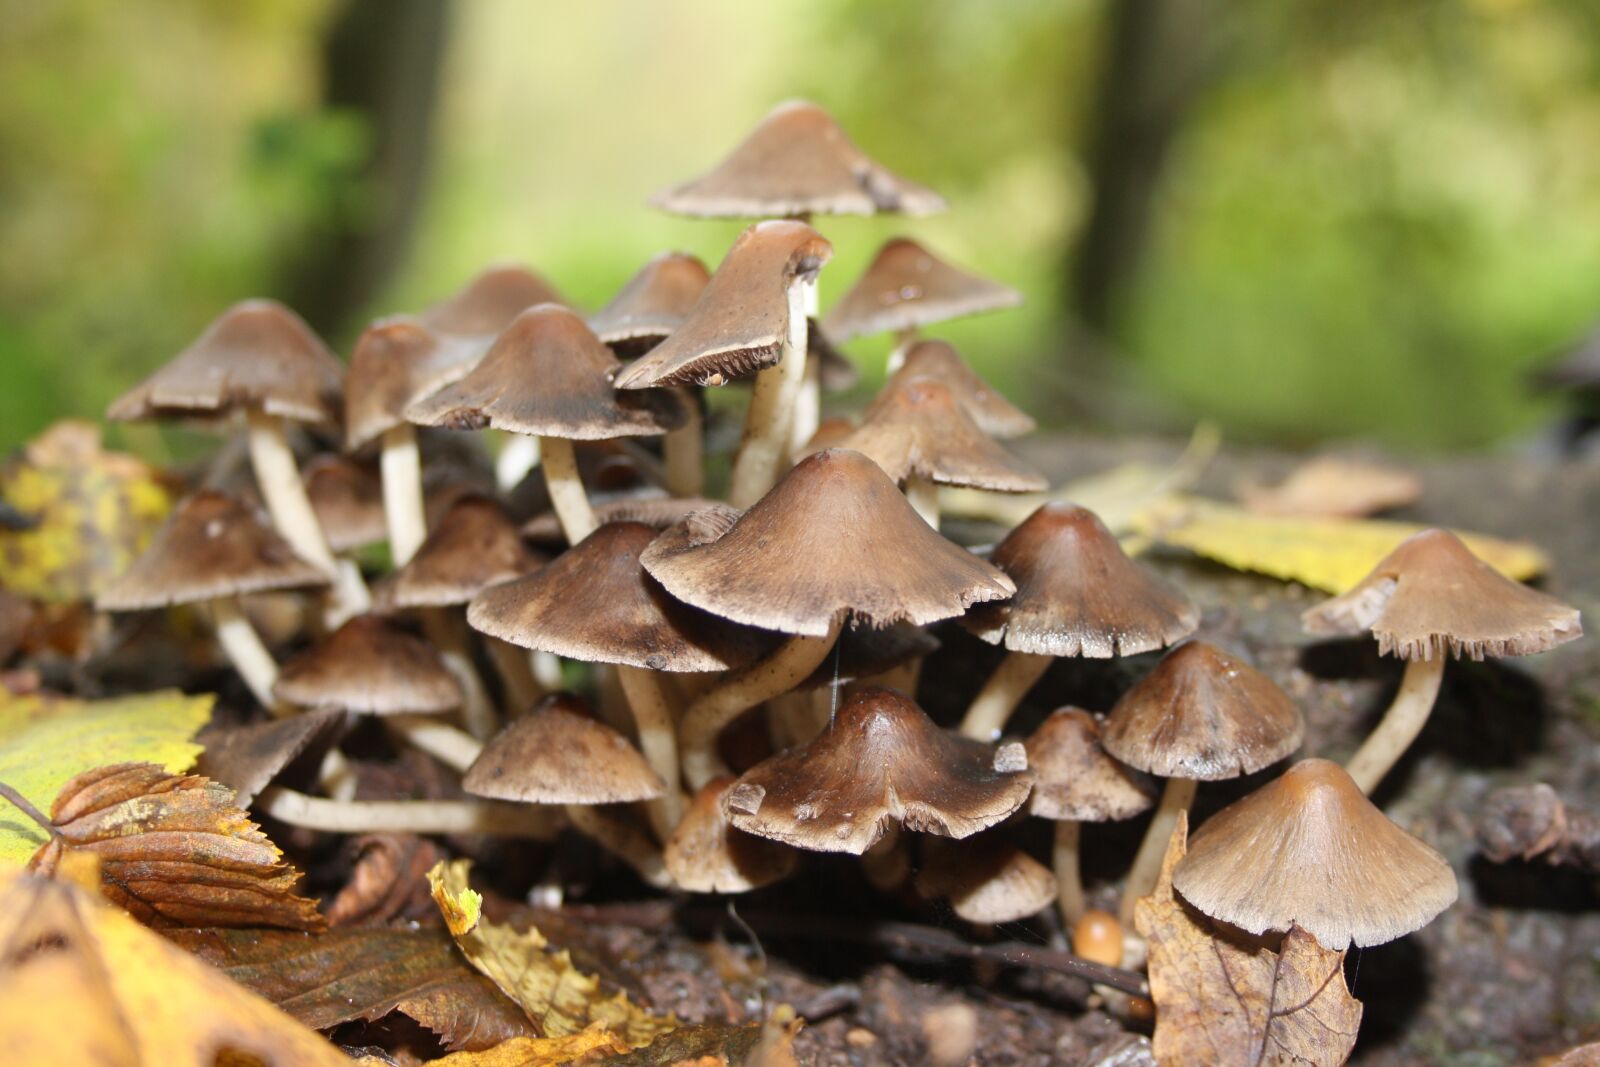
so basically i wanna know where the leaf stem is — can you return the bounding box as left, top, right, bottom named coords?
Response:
left=0, top=780, right=57, bottom=837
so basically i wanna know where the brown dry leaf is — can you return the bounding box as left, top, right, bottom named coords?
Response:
left=1134, top=812, right=1362, bottom=1067
left=418, top=1027, right=631, bottom=1066
left=429, top=858, right=679, bottom=1049
left=28, top=761, right=324, bottom=931
left=586, top=1022, right=765, bottom=1065
left=169, top=925, right=536, bottom=1052
left=0, top=858, right=347, bottom=1067
left=327, top=833, right=446, bottom=926
left=1236, top=457, right=1422, bottom=519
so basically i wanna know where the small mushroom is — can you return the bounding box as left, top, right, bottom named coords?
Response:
left=273, top=614, right=462, bottom=717
left=664, top=776, right=798, bottom=894
left=887, top=340, right=1035, bottom=440
left=303, top=454, right=388, bottom=555
left=915, top=834, right=1057, bottom=924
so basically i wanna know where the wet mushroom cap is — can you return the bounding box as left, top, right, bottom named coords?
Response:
left=375, top=494, right=540, bottom=610
left=915, top=835, right=1057, bottom=924
left=421, top=264, right=564, bottom=338
left=1302, top=528, right=1582, bottom=661
left=588, top=252, right=711, bottom=347
left=1025, top=708, right=1156, bottom=822
left=1101, top=641, right=1305, bottom=780
left=823, top=236, right=1021, bottom=342
left=664, top=776, right=799, bottom=894
left=964, top=503, right=1198, bottom=657
left=304, top=455, right=388, bottom=554
left=722, top=687, right=1033, bottom=854
left=97, top=490, right=328, bottom=611
left=891, top=340, right=1035, bottom=439
left=648, top=99, right=946, bottom=218
left=273, top=614, right=462, bottom=715
left=1172, top=758, right=1458, bottom=950
left=462, top=693, right=666, bottom=804
left=107, top=299, right=345, bottom=428
left=641, top=449, right=1016, bottom=636
left=344, top=318, right=484, bottom=451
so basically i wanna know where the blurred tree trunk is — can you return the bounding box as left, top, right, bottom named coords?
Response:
left=285, top=0, right=450, bottom=338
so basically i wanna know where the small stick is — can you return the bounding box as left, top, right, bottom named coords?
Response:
left=0, top=781, right=58, bottom=839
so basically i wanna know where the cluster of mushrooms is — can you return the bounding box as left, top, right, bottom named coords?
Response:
left=97, top=101, right=1582, bottom=976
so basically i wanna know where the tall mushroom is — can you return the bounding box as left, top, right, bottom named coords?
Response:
left=664, top=776, right=799, bottom=894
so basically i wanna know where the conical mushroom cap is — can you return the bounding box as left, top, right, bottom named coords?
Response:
left=964, top=503, right=1198, bottom=657
left=823, top=237, right=1021, bottom=341
left=649, top=100, right=945, bottom=218
left=1102, top=642, right=1304, bottom=780
left=97, top=491, right=327, bottom=611
left=613, top=221, right=832, bottom=390
left=915, top=835, right=1057, bottom=924
left=462, top=693, right=665, bottom=804
left=723, top=687, right=1033, bottom=854
left=107, top=300, right=344, bottom=427
left=1025, top=708, right=1156, bottom=821
left=664, top=776, right=799, bottom=893
left=421, top=264, right=564, bottom=338
left=405, top=304, right=686, bottom=440
left=641, top=449, right=1016, bottom=637
left=376, top=495, right=540, bottom=610
left=892, top=340, right=1035, bottom=439
left=273, top=615, right=461, bottom=715
left=1302, top=528, right=1581, bottom=661
left=345, top=318, right=483, bottom=451
left=842, top=376, right=1046, bottom=492
left=304, top=455, right=387, bottom=553
left=588, top=252, right=711, bottom=347
left=1172, top=759, right=1458, bottom=949
left=468, top=522, right=769, bottom=672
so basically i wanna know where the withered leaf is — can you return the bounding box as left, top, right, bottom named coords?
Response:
left=379, top=1028, right=631, bottom=1066
left=327, top=833, right=446, bottom=927
left=28, top=761, right=324, bottom=931
left=1134, top=812, right=1361, bottom=1067
left=195, top=708, right=344, bottom=807
left=587, top=1021, right=764, bottom=1066
left=169, top=925, right=535, bottom=1052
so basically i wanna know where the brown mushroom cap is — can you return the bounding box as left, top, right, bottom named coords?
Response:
left=1101, top=642, right=1305, bottom=780
left=107, top=300, right=344, bottom=427
left=304, top=455, right=388, bottom=553
left=345, top=318, right=484, bottom=451
left=1302, top=528, right=1582, bottom=661
left=195, top=709, right=344, bottom=808
left=520, top=495, right=723, bottom=546
left=664, top=776, right=799, bottom=893
left=588, top=252, right=711, bottom=348
left=97, top=491, right=328, bottom=611
left=641, top=449, right=1016, bottom=637
left=823, top=237, right=1021, bottom=342
left=468, top=521, right=769, bottom=672
left=723, top=687, right=1033, bottom=854
left=915, top=835, right=1057, bottom=924
left=405, top=304, right=686, bottom=439
left=421, top=264, right=564, bottom=338
left=612, top=221, right=833, bottom=390
left=462, top=693, right=665, bottom=804
left=273, top=615, right=462, bottom=715
left=1025, top=708, right=1156, bottom=821
left=648, top=100, right=945, bottom=218
left=796, top=622, right=940, bottom=691
left=1172, top=758, right=1458, bottom=949
left=841, top=376, right=1046, bottom=492
left=375, top=495, right=540, bottom=610
left=891, top=340, right=1035, bottom=440
left=964, top=503, right=1198, bottom=658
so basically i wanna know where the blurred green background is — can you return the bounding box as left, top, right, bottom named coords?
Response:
left=3, top=0, right=1598, bottom=454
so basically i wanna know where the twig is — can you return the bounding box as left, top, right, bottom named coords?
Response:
left=0, top=780, right=57, bottom=839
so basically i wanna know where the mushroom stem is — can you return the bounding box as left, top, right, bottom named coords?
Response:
left=1053, top=820, right=1087, bottom=926
left=1118, top=776, right=1198, bottom=925
left=904, top=475, right=940, bottom=529
left=886, top=326, right=920, bottom=374
left=495, top=432, right=541, bottom=493
left=728, top=276, right=812, bottom=508
left=958, top=651, right=1054, bottom=741
left=209, top=597, right=284, bottom=712
left=787, top=352, right=823, bottom=458
left=616, top=665, right=686, bottom=839
left=1343, top=655, right=1447, bottom=795
left=258, top=786, right=559, bottom=837
left=379, top=424, right=428, bottom=566
left=680, top=619, right=844, bottom=790
left=486, top=636, right=545, bottom=718
left=420, top=609, right=499, bottom=740
left=862, top=824, right=911, bottom=891
left=663, top=395, right=705, bottom=498
left=767, top=689, right=828, bottom=750
left=563, top=803, right=672, bottom=888
left=538, top=435, right=597, bottom=544
left=387, top=714, right=484, bottom=773
left=529, top=650, right=564, bottom=692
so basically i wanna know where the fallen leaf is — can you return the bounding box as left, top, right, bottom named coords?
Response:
left=418, top=1027, right=630, bottom=1066
left=1134, top=812, right=1361, bottom=1067
left=26, top=761, right=323, bottom=930
left=195, top=708, right=344, bottom=807
left=0, top=688, right=212, bottom=864
left=327, top=833, right=447, bottom=927
left=0, top=861, right=347, bottom=1067
left=587, top=1022, right=764, bottom=1065
left=170, top=925, right=536, bottom=1052
left=429, top=858, right=679, bottom=1048
left=1235, top=457, right=1422, bottom=519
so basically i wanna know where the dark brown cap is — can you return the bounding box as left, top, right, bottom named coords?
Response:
left=344, top=318, right=483, bottom=452
left=891, top=340, right=1034, bottom=439
left=916, top=835, right=1056, bottom=923
left=964, top=503, right=1198, bottom=657
left=1173, top=758, right=1458, bottom=949
left=612, top=221, right=832, bottom=390
left=273, top=615, right=461, bottom=715
left=1302, top=528, right=1581, bottom=661
left=304, top=454, right=388, bottom=553
left=649, top=100, right=945, bottom=218
left=664, top=776, right=799, bottom=893
left=195, top=708, right=344, bottom=807
left=108, top=300, right=345, bottom=427
left=468, top=521, right=768, bottom=672
left=1025, top=708, right=1156, bottom=821
left=405, top=304, right=686, bottom=439
left=97, top=490, right=327, bottom=610
left=420, top=264, right=564, bottom=338
left=723, top=687, right=1033, bottom=854
left=462, top=693, right=665, bottom=804
left=1101, top=642, right=1304, bottom=780
left=588, top=252, right=711, bottom=350
left=375, top=494, right=539, bottom=610
left=641, top=449, right=1016, bottom=636
left=823, top=237, right=1021, bottom=341
left=520, top=495, right=723, bottom=546
left=796, top=621, right=940, bottom=691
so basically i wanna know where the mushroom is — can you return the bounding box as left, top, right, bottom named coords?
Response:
left=1302, top=528, right=1581, bottom=794
left=641, top=449, right=1016, bottom=788
left=520, top=495, right=725, bottom=546
left=958, top=503, right=1198, bottom=742
left=273, top=614, right=463, bottom=717
left=663, top=776, right=798, bottom=894
left=915, top=834, right=1058, bottom=925
left=303, top=454, right=388, bottom=555
left=1172, top=759, right=1458, bottom=950
left=886, top=339, right=1035, bottom=440
left=1101, top=641, right=1305, bottom=924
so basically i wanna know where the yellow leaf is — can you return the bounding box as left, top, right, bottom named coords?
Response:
left=1132, top=495, right=1548, bottom=593
left=428, top=859, right=678, bottom=1049
left=0, top=689, right=212, bottom=866
left=415, top=1028, right=630, bottom=1066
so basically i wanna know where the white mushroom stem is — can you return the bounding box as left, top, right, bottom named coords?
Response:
left=258, top=786, right=560, bottom=837
left=729, top=276, right=813, bottom=508
left=209, top=597, right=284, bottom=711
left=420, top=609, right=498, bottom=740
left=787, top=353, right=822, bottom=459
left=1344, top=655, right=1448, bottom=795
left=663, top=396, right=705, bottom=498
left=616, top=665, right=686, bottom=840
left=529, top=650, right=564, bottom=692
left=538, top=436, right=597, bottom=544
left=387, top=714, right=484, bottom=773
left=905, top=475, right=940, bottom=529
left=563, top=803, right=671, bottom=889
left=1053, top=820, right=1087, bottom=926
left=958, top=651, right=1054, bottom=741
left=495, top=432, right=541, bottom=493
left=862, top=824, right=911, bottom=892
left=486, top=637, right=545, bottom=718
left=886, top=326, right=920, bottom=374
left=1119, top=776, right=1198, bottom=925
left=379, top=424, right=428, bottom=566
left=680, top=619, right=844, bottom=790
left=767, top=690, right=828, bottom=751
